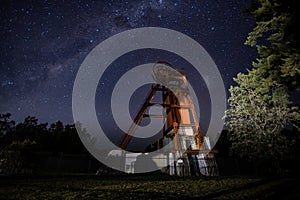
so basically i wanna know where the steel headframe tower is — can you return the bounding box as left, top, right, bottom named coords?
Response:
left=118, top=61, right=217, bottom=176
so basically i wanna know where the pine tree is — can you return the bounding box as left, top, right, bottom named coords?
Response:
left=245, top=0, right=300, bottom=87
left=225, top=0, right=300, bottom=173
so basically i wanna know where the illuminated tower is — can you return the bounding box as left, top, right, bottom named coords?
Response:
left=118, top=61, right=218, bottom=176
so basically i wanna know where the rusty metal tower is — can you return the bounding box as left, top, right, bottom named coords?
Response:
left=118, top=61, right=217, bottom=176
left=118, top=61, right=201, bottom=152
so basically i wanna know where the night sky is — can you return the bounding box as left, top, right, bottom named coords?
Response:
left=1, top=0, right=257, bottom=134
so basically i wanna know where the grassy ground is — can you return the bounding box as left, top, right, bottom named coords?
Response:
left=0, top=173, right=298, bottom=199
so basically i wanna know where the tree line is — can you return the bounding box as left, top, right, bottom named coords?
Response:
left=0, top=113, right=87, bottom=154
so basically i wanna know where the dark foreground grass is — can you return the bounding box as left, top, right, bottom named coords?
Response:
left=0, top=173, right=298, bottom=199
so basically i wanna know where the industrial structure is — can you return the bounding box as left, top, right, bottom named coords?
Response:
left=117, top=61, right=218, bottom=176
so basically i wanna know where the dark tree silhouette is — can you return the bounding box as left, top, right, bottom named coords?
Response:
left=0, top=114, right=88, bottom=154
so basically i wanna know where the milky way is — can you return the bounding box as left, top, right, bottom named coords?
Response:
left=0, top=0, right=257, bottom=129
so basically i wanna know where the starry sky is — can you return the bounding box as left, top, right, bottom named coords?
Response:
left=0, top=0, right=257, bottom=134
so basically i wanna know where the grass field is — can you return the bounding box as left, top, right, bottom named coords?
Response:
left=0, top=174, right=298, bottom=199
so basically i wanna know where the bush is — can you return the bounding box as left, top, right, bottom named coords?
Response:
left=0, top=139, right=38, bottom=175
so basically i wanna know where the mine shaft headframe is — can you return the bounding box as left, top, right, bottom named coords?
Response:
left=152, top=61, right=202, bottom=150
left=118, top=61, right=203, bottom=152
